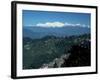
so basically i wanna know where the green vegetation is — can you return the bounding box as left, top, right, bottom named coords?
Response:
left=23, top=34, right=90, bottom=69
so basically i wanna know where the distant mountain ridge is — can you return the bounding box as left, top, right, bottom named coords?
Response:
left=23, top=26, right=90, bottom=39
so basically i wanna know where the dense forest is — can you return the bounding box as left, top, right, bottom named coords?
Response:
left=23, top=34, right=90, bottom=69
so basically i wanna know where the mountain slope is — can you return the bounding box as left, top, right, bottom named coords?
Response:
left=23, top=34, right=90, bottom=69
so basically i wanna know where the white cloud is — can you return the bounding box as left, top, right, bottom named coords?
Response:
left=36, top=22, right=65, bottom=28
left=36, top=21, right=89, bottom=28
left=65, top=23, right=74, bottom=26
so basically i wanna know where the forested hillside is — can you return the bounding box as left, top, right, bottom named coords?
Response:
left=23, top=34, right=90, bottom=69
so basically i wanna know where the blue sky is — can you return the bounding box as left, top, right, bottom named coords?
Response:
left=23, top=10, right=91, bottom=28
